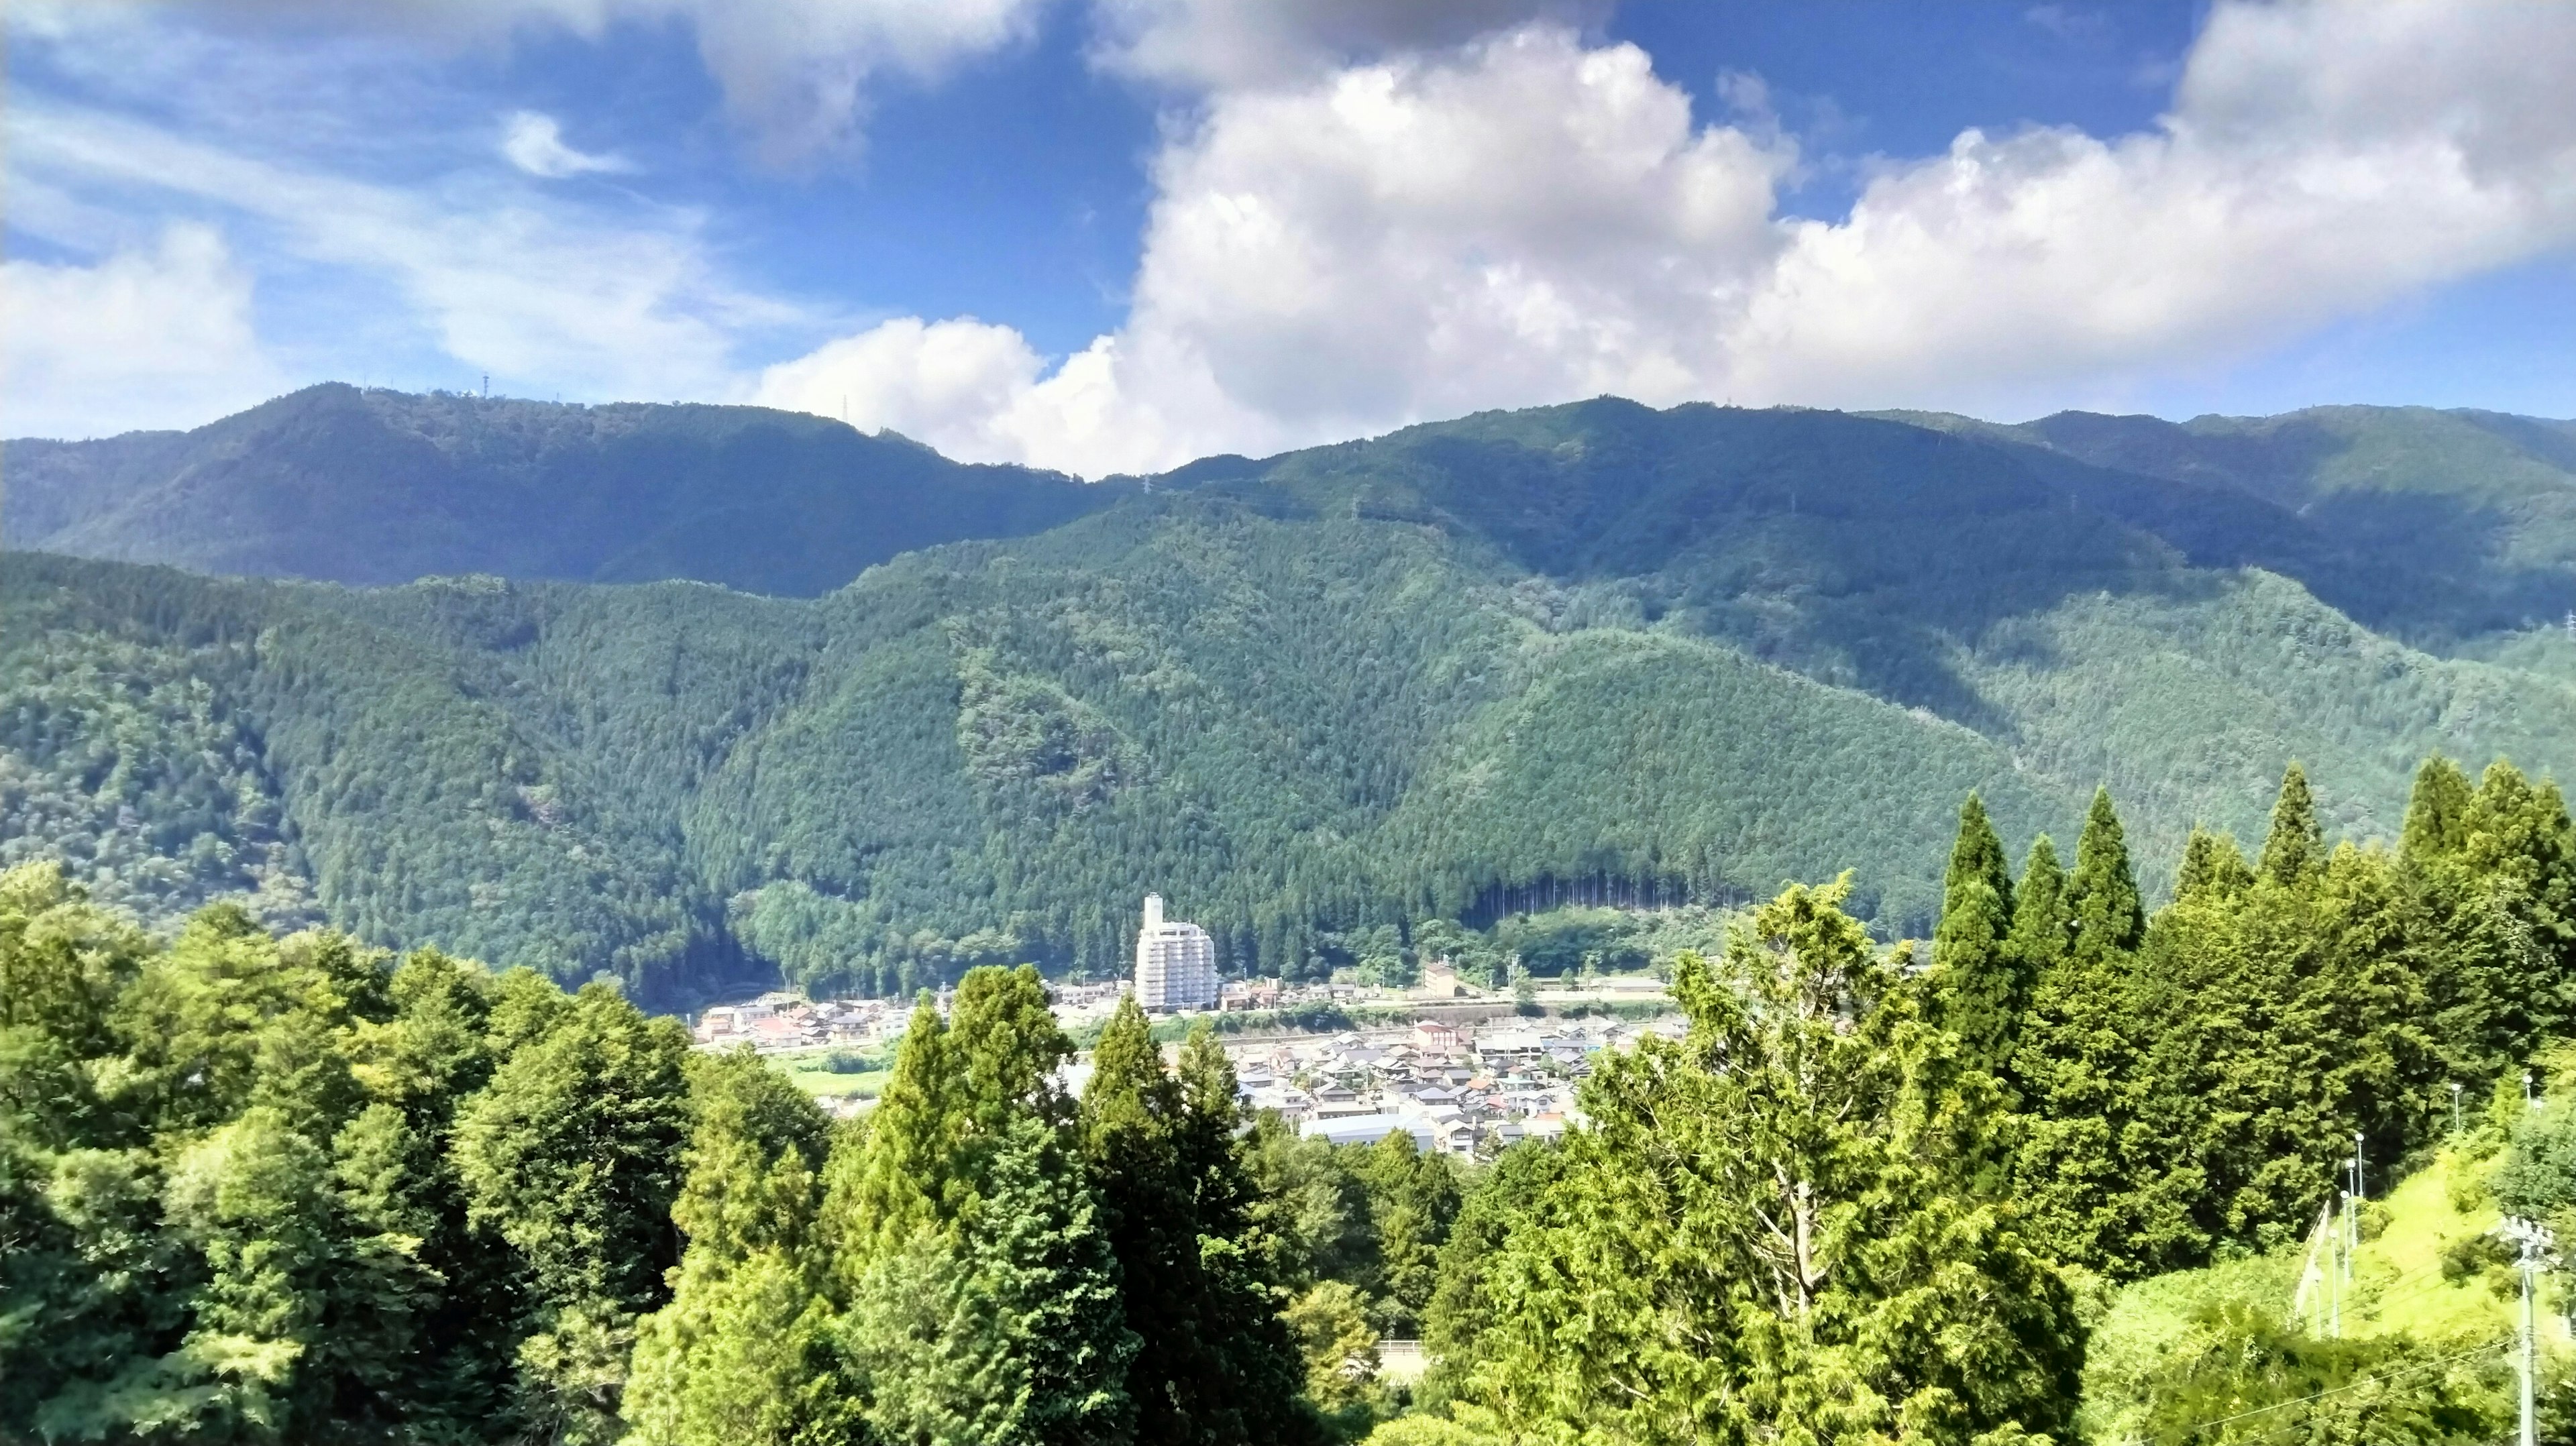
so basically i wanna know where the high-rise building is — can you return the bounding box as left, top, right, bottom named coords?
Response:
left=1133, top=893, right=1218, bottom=1011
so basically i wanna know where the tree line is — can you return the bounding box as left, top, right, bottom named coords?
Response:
left=0, top=855, right=1455, bottom=1445
left=6, top=750, right=2573, bottom=1443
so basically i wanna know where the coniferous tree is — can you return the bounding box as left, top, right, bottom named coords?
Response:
left=1083, top=1000, right=1316, bottom=1446
left=450, top=981, right=692, bottom=1444
left=824, top=995, right=968, bottom=1278
left=818, top=965, right=1140, bottom=1446
left=1465, top=879, right=2082, bottom=1443
left=2013, top=791, right=2151, bottom=1274
left=2174, top=828, right=2253, bottom=903
left=1929, top=793, right=2021, bottom=1073
left=2407, top=764, right=2576, bottom=1086
left=2068, top=787, right=2145, bottom=962
left=2004, top=836, right=2071, bottom=982
left=624, top=1050, right=852, bottom=1446
left=2400, top=755, right=2476, bottom=864
left=2258, top=763, right=2324, bottom=888
left=1350, top=1131, right=1460, bottom=1338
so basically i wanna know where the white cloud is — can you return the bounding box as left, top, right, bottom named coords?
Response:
left=755, top=317, right=1047, bottom=455
left=759, top=0, right=2576, bottom=475
left=1089, top=0, right=1599, bottom=91
left=500, top=110, right=635, bottom=178
left=1722, top=0, right=2576, bottom=409
left=13, top=101, right=810, bottom=402
left=36, top=0, right=1049, bottom=162
left=2, top=225, right=290, bottom=438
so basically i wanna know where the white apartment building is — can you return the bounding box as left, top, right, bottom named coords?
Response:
left=1133, top=893, right=1219, bottom=1011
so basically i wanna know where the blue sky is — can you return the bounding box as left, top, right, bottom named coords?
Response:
left=7, top=1, right=2573, bottom=472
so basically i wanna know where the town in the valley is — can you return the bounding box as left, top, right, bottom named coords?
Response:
left=693, top=893, right=1682, bottom=1158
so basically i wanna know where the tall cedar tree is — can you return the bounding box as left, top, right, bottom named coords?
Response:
left=2403, top=761, right=2576, bottom=1086
left=1930, top=793, right=2021, bottom=1075
left=1466, top=878, right=2083, bottom=1444
left=1082, top=1000, right=1318, bottom=1446
left=823, top=964, right=1137, bottom=1446
left=623, top=1050, right=853, bottom=1446
left=2011, top=789, right=2151, bottom=1274
left=2174, top=828, right=2255, bottom=903
left=2259, top=762, right=2324, bottom=887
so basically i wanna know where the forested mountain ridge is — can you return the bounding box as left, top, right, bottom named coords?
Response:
left=5, top=394, right=2576, bottom=1001
left=1882, top=401, right=2576, bottom=649
left=2, top=382, right=1118, bottom=595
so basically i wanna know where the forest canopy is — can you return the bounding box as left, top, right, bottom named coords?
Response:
left=7, top=754, right=2576, bottom=1444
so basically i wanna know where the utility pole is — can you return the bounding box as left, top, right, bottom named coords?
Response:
left=2502, top=1217, right=2557, bottom=1446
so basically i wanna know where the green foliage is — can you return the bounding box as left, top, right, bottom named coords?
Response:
left=451, top=981, right=691, bottom=1441
left=2082, top=1256, right=2508, bottom=1446
left=15, top=398, right=2576, bottom=1003
left=1929, top=793, right=2023, bottom=1073
left=1081, top=1004, right=1320, bottom=1446
left=1454, top=879, right=2085, bottom=1444
left=624, top=1050, right=849, bottom=1446
left=0, top=863, right=695, bottom=1444
left=21, top=750, right=2576, bottom=1442
left=1285, top=1281, right=1381, bottom=1414
left=4, top=382, right=1118, bottom=596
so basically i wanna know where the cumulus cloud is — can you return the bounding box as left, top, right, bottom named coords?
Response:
left=1721, top=0, right=2576, bottom=407
left=500, top=110, right=635, bottom=178
left=2, top=225, right=290, bottom=439
left=759, top=0, right=2576, bottom=475
left=755, top=317, right=1047, bottom=455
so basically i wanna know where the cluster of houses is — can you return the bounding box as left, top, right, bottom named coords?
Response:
left=1229, top=1013, right=1683, bottom=1160
left=689, top=894, right=1684, bottom=1157
left=691, top=991, right=912, bottom=1050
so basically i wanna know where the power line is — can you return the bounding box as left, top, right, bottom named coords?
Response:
left=2171, top=1335, right=2512, bottom=1441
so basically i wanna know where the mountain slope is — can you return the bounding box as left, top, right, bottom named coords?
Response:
left=1884, top=403, right=2576, bottom=645
left=5, top=393, right=2575, bottom=1002
left=3, top=383, right=1120, bottom=594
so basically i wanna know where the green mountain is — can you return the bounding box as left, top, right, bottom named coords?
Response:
left=1884, top=402, right=2576, bottom=651
left=2, top=382, right=1118, bottom=594
left=5, top=393, right=2573, bottom=1003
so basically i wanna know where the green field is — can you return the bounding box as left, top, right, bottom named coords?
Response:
left=766, top=1044, right=894, bottom=1101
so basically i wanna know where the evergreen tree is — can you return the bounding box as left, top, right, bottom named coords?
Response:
left=2068, top=787, right=2145, bottom=962
left=816, top=966, right=1140, bottom=1446
left=2005, top=836, right=2071, bottom=980
left=1350, top=1131, right=1460, bottom=1338
left=1465, top=879, right=2083, bottom=1443
left=2410, top=764, right=2576, bottom=1086
left=953, top=963, right=1076, bottom=1133
left=2173, top=828, right=2253, bottom=903
left=2258, top=762, right=2324, bottom=888
left=625, top=1050, right=853, bottom=1446
left=824, top=995, right=968, bottom=1278
left=1929, top=793, right=2022, bottom=1072
left=2013, top=793, right=2152, bottom=1274
left=450, top=981, right=692, bottom=1444
left=2400, top=755, right=2475, bottom=864
left=1082, top=999, right=1316, bottom=1446
left=1417, top=1142, right=1568, bottom=1411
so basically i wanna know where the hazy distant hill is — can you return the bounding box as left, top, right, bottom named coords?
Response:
left=3, top=383, right=1118, bottom=594
left=5, top=392, right=2574, bottom=1004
